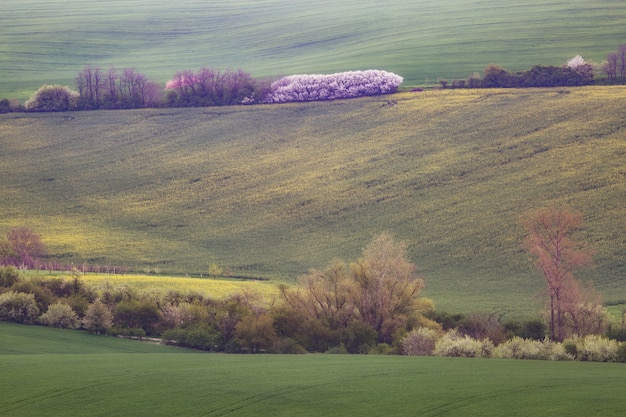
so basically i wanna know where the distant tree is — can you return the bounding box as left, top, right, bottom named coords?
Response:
left=264, top=70, right=403, bottom=103
left=618, top=44, right=626, bottom=81
left=235, top=312, right=277, bottom=353
left=603, top=53, right=618, bottom=82
left=0, top=266, right=20, bottom=287
left=165, top=67, right=256, bottom=106
left=113, top=300, right=162, bottom=335
left=482, top=64, right=512, bottom=88
left=350, top=232, right=426, bottom=344
left=522, top=207, right=595, bottom=341
left=75, top=66, right=104, bottom=109
left=39, top=302, right=80, bottom=329
left=0, top=98, right=10, bottom=113
left=208, top=263, right=223, bottom=278
left=83, top=298, right=113, bottom=334
left=0, top=291, right=40, bottom=324
left=25, top=85, right=79, bottom=112
left=6, top=227, right=46, bottom=269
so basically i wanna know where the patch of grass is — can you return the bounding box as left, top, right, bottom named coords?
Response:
left=2, top=0, right=626, bottom=100
left=1, top=323, right=625, bottom=416
left=1, top=88, right=625, bottom=317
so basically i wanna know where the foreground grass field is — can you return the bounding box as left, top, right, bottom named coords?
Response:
left=1, top=322, right=625, bottom=417
left=2, top=87, right=625, bottom=316
left=2, top=0, right=626, bottom=100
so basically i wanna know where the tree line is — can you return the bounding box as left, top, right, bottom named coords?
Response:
left=1, top=68, right=403, bottom=113
left=1, top=219, right=625, bottom=360
left=440, top=47, right=626, bottom=89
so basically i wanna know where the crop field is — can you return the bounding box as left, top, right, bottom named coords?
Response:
left=1, top=87, right=625, bottom=316
left=1, top=322, right=625, bottom=416
left=76, top=273, right=280, bottom=303
left=2, top=0, right=626, bottom=100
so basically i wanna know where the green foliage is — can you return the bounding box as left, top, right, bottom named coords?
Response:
left=162, top=326, right=221, bottom=351
left=113, top=300, right=162, bottom=336
left=38, top=302, right=79, bottom=329
left=433, top=330, right=494, bottom=358
left=0, top=266, right=20, bottom=287
left=401, top=327, right=440, bottom=356
left=492, top=337, right=571, bottom=361
left=0, top=291, right=40, bottom=324
left=565, top=335, right=620, bottom=362
left=82, top=299, right=113, bottom=334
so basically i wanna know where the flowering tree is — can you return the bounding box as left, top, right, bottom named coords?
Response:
left=264, top=70, right=403, bottom=103
left=25, top=85, right=79, bottom=112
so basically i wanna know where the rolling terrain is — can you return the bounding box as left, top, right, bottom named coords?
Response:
left=1, top=87, right=625, bottom=315
left=2, top=0, right=626, bottom=100
left=2, top=322, right=626, bottom=417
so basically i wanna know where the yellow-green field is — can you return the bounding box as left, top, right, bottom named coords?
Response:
left=2, top=87, right=626, bottom=316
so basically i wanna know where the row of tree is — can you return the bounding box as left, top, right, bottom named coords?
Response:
left=442, top=56, right=594, bottom=89
left=1, top=216, right=624, bottom=355
left=16, top=67, right=404, bottom=112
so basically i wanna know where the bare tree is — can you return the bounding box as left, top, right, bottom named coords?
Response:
left=522, top=207, right=594, bottom=341
left=604, top=53, right=618, bottom=82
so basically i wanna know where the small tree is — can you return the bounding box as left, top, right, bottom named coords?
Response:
left=25, top=85, right=79, bottom=112
left=83, top=299, right=113, bottom=334
left=39, top=303, right=80, bottom=329
left=522, top=207, right=594, bottom=341
left=0, top=291, right=40, bottom=324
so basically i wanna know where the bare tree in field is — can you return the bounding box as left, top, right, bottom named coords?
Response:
left=604, top=53, right=618, bottom=82
left=522, top=207, right=594, bottom=341
left=75, top=66, right=104, bottom=108
left=619, top=44, right=626, bottom=81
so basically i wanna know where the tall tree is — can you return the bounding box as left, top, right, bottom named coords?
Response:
left=350, top=232, right=425, bottom=344
left=522, top=207, right=594, bottom=341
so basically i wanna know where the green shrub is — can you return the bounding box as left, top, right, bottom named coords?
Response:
left=0, top=291, right=40, bottom=324
left=39, top=303, right=80, bottom=329
left=616, top=343, right=626, bottom=363
left=566, top=335, right=620, bottom=362
left=0, top=266, right=20, bottom=287
left=82, top=299, right=113, bottom=334
left=107, top=327, right=146, bottom=339
left=433, top=330, right=493, bottom=358
left=493, top=337, right=571, bottom=361
left=162, top=326, right=221, bottom=351
left=401, top=327, right=439, bottom=356
left=271, top=337, right=307, bottom=354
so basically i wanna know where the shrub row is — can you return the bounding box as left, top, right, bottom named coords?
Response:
left=401, top=328, right=626, bottom=362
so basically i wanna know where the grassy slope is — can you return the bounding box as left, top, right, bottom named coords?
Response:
left=2, top=0, right=626, bottom=100
left=1, top=323, right=626, bottom=417
left=1, top=87, right=625, bottom=316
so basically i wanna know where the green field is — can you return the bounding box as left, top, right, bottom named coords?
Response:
left=2, top=0, right=626, bottom=100
left=0, top=322, right=624, bottom=416
left=1, top=87, right=625, bottom=316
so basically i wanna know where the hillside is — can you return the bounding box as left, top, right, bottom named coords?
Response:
left=2, top=0, right=626, bottom=100
left=1, top=87, right=625, bottom=314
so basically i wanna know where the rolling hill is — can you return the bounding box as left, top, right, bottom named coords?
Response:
left=1, top=87, right=625, bottom=315
left=2, top=0, right=626, bottom=101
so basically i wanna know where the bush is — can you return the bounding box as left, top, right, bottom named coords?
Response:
left=39, top=302, right=80, bottom=329
left=25, top=85, right=79, bottom=112
left=82, top=299, right=113, bottom=334
left=492, top=337, right=571, bottom=361
left=566, top=335, right=620, bottom=362
left=0, top=266, right=19, bottom=287
left=264, top=70, right=403, bottom=103
left=162, top=326, right=221, bottom=351
left=433, top=330, right=493, bottom=358
left=616, top=343, right=626, bottom=363
left=0, top=291, right=40, bottom=324
left=401, top=327, right=439, bottom=356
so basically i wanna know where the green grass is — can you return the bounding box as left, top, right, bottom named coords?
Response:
left=1, top=322, right=625, bottom=417
left=1, top=87, right=625, bottom=317
left=2, top=0, right=626, bottom=100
